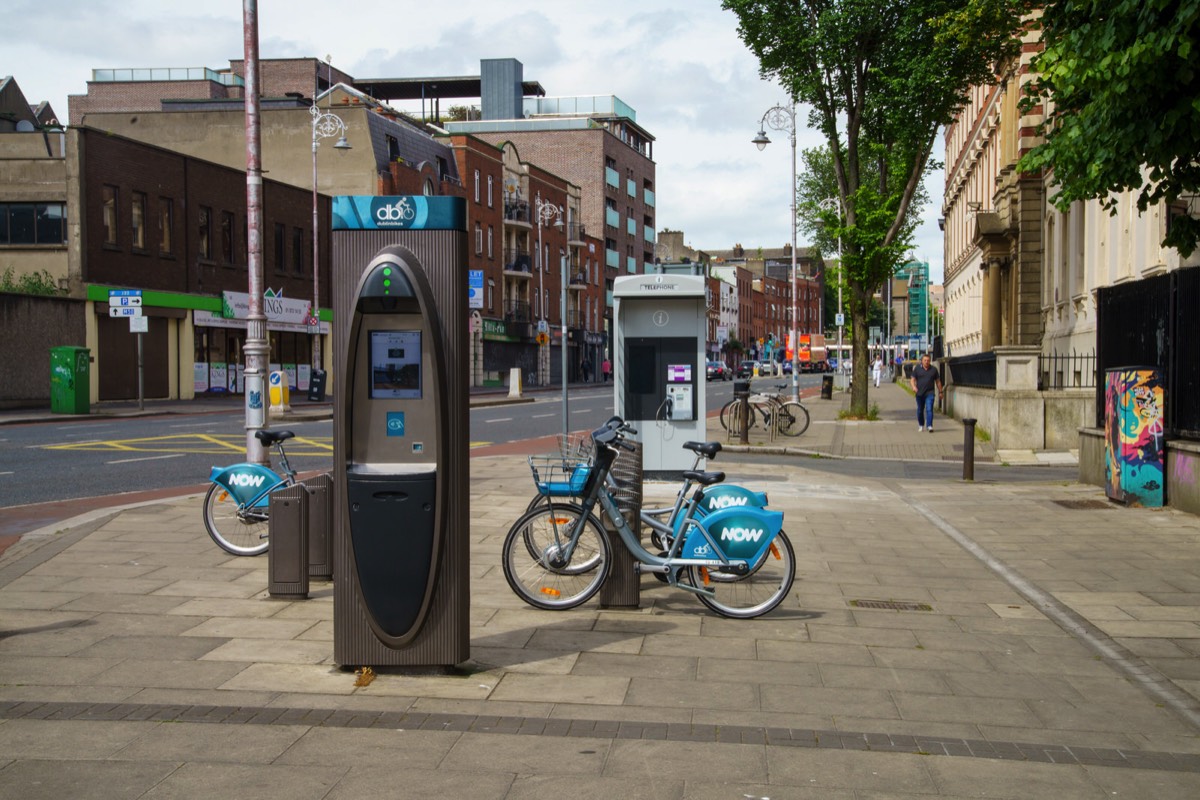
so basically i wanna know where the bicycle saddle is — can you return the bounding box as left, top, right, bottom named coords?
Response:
left=683, top=441, right=722, bottom=459
left=682, top=470, right=725, bottom=486
left=255, top=430, right=295, bottom=446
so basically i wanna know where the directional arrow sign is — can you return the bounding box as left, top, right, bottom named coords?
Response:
left=109, top=306, right=143, bottom=318
left=109, top=295, right=143, bottom=307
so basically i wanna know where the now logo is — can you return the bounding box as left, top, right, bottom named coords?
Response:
left=707, top=495, right=749, bottom=510
left=720, top=526, right=764, bottom=543
left=228, top=473, right=266, bottom=488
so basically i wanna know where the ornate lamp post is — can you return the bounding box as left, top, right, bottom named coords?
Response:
left=310, top=87, right=351, bottom=376
left=752, top=102, right=799, bottom=402
left=534, top=193, right=565, bottom=431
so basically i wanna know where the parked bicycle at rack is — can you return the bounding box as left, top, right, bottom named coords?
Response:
left=502, top=417, right=796, bottom=618
left=202, top=430, right=298, bottom=556
left=718, top=384, right=810, bottom=437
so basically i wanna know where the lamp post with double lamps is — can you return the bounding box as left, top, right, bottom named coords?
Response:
left=309, top=94, right=351, bottom=376
left=752, top=102, right=799, bottom=401
left=535, top=191, right=561, bottom=393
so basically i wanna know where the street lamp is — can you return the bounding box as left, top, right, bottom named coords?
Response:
left=534, top=193, right=566, bottom=434
left=818, top=196, right=845, bottom=387
left=752, top=101, right=799, bottom=402
left=310, top=86, right=351, bottom=378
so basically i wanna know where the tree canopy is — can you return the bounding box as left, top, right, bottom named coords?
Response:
left=723, top=0, right=1024, bottom=412
left=1020, top=0, right=1200, bottom=256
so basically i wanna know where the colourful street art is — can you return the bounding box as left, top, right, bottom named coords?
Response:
left=1105, top=368, right=1165, bottom=507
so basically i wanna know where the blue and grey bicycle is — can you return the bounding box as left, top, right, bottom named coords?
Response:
left=502, top=417, right=796, bottom=618
left=202, top=430, right=297, bottom=556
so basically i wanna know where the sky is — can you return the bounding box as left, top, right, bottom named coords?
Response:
left=10, top=0, right=945, bottom=283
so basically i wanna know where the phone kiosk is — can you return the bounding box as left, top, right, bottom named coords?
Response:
left=331, top=196, right=468, bottom=668
left=612, top=272, right=707, bottom=477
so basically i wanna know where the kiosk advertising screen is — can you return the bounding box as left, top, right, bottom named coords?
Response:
left=369, top=330, right=422, bottom=399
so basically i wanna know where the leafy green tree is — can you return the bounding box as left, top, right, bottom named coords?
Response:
left=1019, top=0, right=1200, bottom=256
left=723, top=0, right=1024, bottom=413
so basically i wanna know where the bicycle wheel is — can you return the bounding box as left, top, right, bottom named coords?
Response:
left=689, top=530, right=795, bottom=618
left=777, top=402, right=811, bottom=437
left=502, top=503, right=611, bottom=610
left=203, top=483, right=270, bottom=556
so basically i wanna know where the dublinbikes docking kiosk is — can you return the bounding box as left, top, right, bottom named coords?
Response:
left=331, top=196, right=468, bottom=667
left=612, top=272, right=707, bottom=477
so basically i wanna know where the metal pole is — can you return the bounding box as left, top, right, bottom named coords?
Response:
left=242, top=0, right=268, bottom=464
left=836, top=202, right=844, bottom=387
left=311, top=90, right=321, bottom=375
left=788, top=104, right=799, bottom=402
left=561, top=251, right=568, bottom=438
left=536, top=192, right=545, bottom=386
left=137, top=332, right=144, bottom=411
left=962, top=418, right=977, bottom=481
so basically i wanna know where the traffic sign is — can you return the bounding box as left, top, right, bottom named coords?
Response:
left=835, top=313, right=845, bottom=326
left=109, top=306, right=143, bottom=318
left=129, top=316, right=149, bottom=333
left=109, top=295, right=143, bottom=307
left=108, top=289, right=142, bottom=297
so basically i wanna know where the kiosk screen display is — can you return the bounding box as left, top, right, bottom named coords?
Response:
left=667, top=364, right=692, bottom=383
left=369, top=330, right=422, bottom=399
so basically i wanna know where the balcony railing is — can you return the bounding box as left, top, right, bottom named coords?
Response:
left=504, top=202, right=531, bottom=224
left=626, top=178, right=636, bottom=198
left=644, top=188, right=655, bottom=208
left=644, top=225, right=655, bottom=243
left=605, top=207, right=620, bottom=228
left=605, top=248, right=619, bottom=268
left=568, top=272, right=587, bottom=288
left=503, top=248, right=532, bottom=274
left=626, top=217, right=636, bottom=236
left=504, top=300, right=532, bottom=323
left=605, top=167, right=619, bottom=188
left=626, top=255, right=637, bottom=273
left=567, top=222, right=586, bottom=242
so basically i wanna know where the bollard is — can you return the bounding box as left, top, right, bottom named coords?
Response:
left=962, top=418, right=977, bottom=481
left=733, top=380, right=750, bottom=444
left=820, top=374, right=833, bottom=400
left=507, top=367, right=523, bottom=398
left=600, top=440, right=643, bottom=608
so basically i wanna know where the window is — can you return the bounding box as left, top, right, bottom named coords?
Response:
left=424, top=178, right=435, bottom=196
left=274, top=223, right=286, bottom=272
left=102, top=185, right=118, bottom=245
left=198, top=206, right=212, bottom=259
left=387, top=135, right=400, bottom=162
left=487, top=175, right=494, bottom=208
left=220, top=210, right=234, bottom=264
left=292, top=227, right=304, bottom=274
left=0, top=202, right=66, bottom=245
left=475, top=223, right=483, bottom=255
left=474, top=170, right=481, bottom=203
left=131, top=192, right=146, bottom=250
left=487, top=226, right=494, bottom=259
left=159, top=198, right=173, bottom=255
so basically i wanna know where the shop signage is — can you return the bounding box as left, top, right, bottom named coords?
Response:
left=331, top=195, right=466, bottom=231
left=221, top=290, right=312, bottom=325
left=482, top=318, right=519, bottom=342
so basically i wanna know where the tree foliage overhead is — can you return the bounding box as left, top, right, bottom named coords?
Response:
left=1020, top=0, right=1200, bottom=256
left=722, top=0, right=1024, bottom=411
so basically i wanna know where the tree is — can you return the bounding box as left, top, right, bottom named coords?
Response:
left=1019, top=0, right=1200, bottom=256
left=723, top=0, right=1024, bottom=413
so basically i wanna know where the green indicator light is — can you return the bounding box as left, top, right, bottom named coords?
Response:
left=383, top=279, right=391, bottom=287
left=382, top=267, right=392, bottom=276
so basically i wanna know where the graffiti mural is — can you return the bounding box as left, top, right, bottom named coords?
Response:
left=1105, top=368, right=1165, bottom=507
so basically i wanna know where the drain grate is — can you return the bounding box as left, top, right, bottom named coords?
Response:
left=849, top=599, right=934, bottom=612
left=1052, top=499, right=1114, bottom=510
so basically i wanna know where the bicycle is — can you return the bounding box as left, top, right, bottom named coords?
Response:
left=719, top=384, right=810, bottom=437
left=502, top=417, right=795, bottom=618
left=202, top=430, right=297, bottom=556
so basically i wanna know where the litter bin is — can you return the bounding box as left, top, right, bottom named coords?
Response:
left=307, top=368, right=327, bottom=402
left=820, top=374, right=833, bottom=400
left=50, top=346, right=90, bottom=414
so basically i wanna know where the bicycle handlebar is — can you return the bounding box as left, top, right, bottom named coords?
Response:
left=591, top=415, right=637, bottom=449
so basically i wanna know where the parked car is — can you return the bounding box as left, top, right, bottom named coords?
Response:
left=780, top=360, right=793, bottom=375
left=705, top=360, right=730, bottom=381
left=736, top=360, right=758, bottom=379
left=758, top=360, right=775, bottom=377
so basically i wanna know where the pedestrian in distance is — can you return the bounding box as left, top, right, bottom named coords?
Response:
left=872, top=354, right=883, bottom=388
left=910, top=353, right=943, bottom=432
left=601, top=358, right=611, bottom=382
left=581, top=357, right=592, bottom=383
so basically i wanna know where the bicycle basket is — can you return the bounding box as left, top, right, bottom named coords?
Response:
left=528, top=455, right=591, bottom=498
left=556, top=432, right=593, bottom=463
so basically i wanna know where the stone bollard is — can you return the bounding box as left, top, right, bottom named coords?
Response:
left=507, top=367, right=523, bottom=398
left=962, top=418, right=977, bottom=481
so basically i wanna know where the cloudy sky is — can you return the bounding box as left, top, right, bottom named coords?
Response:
left=11, top=0, right=945, bottom=283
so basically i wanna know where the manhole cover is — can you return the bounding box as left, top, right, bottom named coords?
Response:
left=1052, top=499, right=1113, bottom=510
left=849, top=600, right=934, bottom=612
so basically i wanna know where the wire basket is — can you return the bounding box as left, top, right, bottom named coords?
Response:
left=556, top=432, right=593, bottom=463
left=527, top=454, right=592, bottom=498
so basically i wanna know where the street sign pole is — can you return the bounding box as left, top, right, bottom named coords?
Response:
left=137, top=332, right=144, bottom=411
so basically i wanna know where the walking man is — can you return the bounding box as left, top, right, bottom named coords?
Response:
left=909, top=353, right=943, bottom=432
left=871, top=354, right=883, bottom=387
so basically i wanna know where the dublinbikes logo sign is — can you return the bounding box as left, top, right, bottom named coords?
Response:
left=332, top=196, right=467, bottom=232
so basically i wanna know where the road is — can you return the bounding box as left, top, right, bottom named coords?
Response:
left=0, top=376, right=817, bottom=536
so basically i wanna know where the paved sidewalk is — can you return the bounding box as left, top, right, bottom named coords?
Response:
left=3, top=423, right=1198, bottom=797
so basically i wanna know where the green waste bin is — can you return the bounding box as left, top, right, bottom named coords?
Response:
left=50, top=346, right=91, bottom=414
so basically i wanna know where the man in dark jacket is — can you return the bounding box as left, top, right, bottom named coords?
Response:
left=909, top=354, right=944, bottom=432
